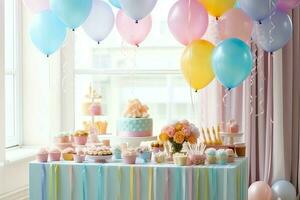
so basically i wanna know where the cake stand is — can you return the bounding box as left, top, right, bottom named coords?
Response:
left=98, top=135, right=157, bottom=147
left=220, top=132, right=243, bottom=145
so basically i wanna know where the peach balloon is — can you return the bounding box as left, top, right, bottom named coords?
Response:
left=248, top=181, right=272, bottom=200
left=218, top=8, right=253, bottom=43
left=116, top=10, right=152, bottom=47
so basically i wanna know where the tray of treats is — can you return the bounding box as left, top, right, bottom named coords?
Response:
left=85, top=146, right=113, bottom=162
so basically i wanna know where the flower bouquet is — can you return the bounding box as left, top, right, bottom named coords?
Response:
left=159, top=120, right=199, bottom=154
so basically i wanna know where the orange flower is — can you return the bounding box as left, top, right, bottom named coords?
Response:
left=159, top=132, right=169, bottom=142
left=174, top=131, right=185, bottom=144
left=187, top=133, right=197, bottom=144
left=175, top=123, right=183, bottom=131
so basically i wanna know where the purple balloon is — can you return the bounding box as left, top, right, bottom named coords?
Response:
left=277, top=0, right=300, bottom=12
left=253, top=11, right=293, bottom=52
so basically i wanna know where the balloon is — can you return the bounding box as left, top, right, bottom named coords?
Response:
left=272, top=180, right=296, bottom=200
left=239, top=0, right=278, bottom=22
left=22, top=0, right=49, bottom=13
left=219, top=8, right=253, bottom=43
left=277, top=0, right=300, bottom=12
left=50, top=0, right=92, bottom=30
left=82, top=0, right=114, bottom=43
left=248, top=181, right=272, bottom=200
left=116, top=10, right=152, bottom=46
left=212, top=38, right=253, bottom=89
left=235, top=2, right=240, bottom=8
left=119, top=0, right=157, bottom=22
left=29, top=10, right=67, bottom=56
left=168, top=0, right=208, bottom=46
left=253, top=11, right=293, bottom=52
left=181, top=40, right=215, bottom=91
left=109, top=0, right=122, bottom=9
left=198, top=0, right=236, bottom=17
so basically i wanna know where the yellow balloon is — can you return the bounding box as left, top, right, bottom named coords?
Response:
left=199, top=0, right=236, bottom=17
left=181, top=40, right=215, bottom=91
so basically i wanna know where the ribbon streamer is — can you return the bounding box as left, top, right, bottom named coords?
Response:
left=118, top=166, right=122, bottom=200
left=148, top=167, right=153, bottom=200
left=130, top=166, right=134, bottom=200
left=188, top=168, right=193, bottom=200
left=97, top=166, right=103, bottom=200
left=136, top=167, right=141, bottom=200
left=41, top=164, right=46, bottom=200
left=164, top=168, right=169, bottom=200
left=68, top=166, right=73, bottom=200
left=81, top=165, right=88, bottom=200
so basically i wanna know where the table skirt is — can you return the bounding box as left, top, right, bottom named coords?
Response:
left=29, top=158, right=248, bottom=200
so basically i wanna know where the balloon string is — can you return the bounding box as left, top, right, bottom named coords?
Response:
left=222, top=88, right=231, bottom=108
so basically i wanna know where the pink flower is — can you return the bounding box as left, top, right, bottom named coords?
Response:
left=163, top=126, right=176, bottom=138
left=182, top=124, right=191, bottom=137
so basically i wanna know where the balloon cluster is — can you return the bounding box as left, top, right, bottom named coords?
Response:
left=248, top=180, right=297, bottom=200
left=168, top=0, right=298, bottom=91
left=23, top=0, right=157, bottom=56
left=23, top=0, right=298, bottom=90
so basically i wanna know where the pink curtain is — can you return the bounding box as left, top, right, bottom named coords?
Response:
left=277, top=7, right=300, bottom=191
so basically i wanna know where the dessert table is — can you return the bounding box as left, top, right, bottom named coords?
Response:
left=29, top=158, right=247, bottom=200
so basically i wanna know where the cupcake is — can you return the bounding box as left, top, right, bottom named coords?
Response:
left=188, top=153, right=206, bottom=165
left=62, top=147, right=75, bottom=161
left=137, top=146, right=151, bottom=163
left=113, top=146, right=122, bottom=159
left=73, top=130, right=88, bottom=145
left=235, top=143, right=246, bottom=157
left=49, top=148, right=61, bottom=161
left=122, top=149, right=137, bottom=164
left=36, top=148, right=48, bottom=162
left=227, top=120, right=239, bottom=134
left=226, top=149, right=235, bottom=163
left=73, top=149, right=85, bottom=163
left=54, top=133, right=70, bottom=143
left=154, top=152, right=166, bottom=164
left=205, top=148, right=217, bottom=164
left=216, top=149, right=228, bottom=165
left=151, top=142, right=160, bottom=153
left=173, top=153, right=188, bottom=166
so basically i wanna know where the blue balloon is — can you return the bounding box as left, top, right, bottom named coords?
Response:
left=272, top=180, right=296, bottom=200
left=239, top=0, right=278, bottom=21
left=109, top=0, right=121, bottom=9
left=235, top=2, right=240, bottom=8
left=212, top=38, right=253, bottom=89
left=253, top=11, right=293, bottom=52
left=29, top=10, right=67, bottom=56
left=50, top=0, right=92, bottom=30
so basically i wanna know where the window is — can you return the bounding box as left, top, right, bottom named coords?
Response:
left=73, top=0, right=200, bottom=134
left=4, top=0, right=22, bottom=147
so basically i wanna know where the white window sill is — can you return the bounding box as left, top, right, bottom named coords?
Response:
left=1, top=146, right=38, bottom=166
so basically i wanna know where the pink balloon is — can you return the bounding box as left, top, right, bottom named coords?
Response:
left=168, top=0, right=208, bottom=46
left=248, top=181, right=272, bottom=200
left=219, top=8, right=253, bottom=43
left=277, top=0, right=300, bottom=12
left=116, top=10, right=152, bottom=46
left=22, top=0, right=49, bottom=13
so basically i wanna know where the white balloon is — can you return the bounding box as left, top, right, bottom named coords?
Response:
left=119, top=0, right=157, bottom=22
left=82, top=0, right=114, bottom=43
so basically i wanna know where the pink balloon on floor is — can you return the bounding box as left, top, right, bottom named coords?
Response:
left=116, top=10, right=152, bottom=46
left=277, top=0, right=300, bottom=12
left=248, top=181, right=272, bottom=200
left=23, top=0, right=49, bottom=13
left=218, top=8, right=253, bottom=43
left=168, top=0, right=208, bottom=46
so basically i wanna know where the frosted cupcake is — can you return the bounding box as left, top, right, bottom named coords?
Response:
left=54, top=133, right=70, bottom=143
left=49, top=148, right=61, bottom=162
left=226, top=149, right=235, bottom=163
left=62, top=147, right=75, bottom=161
left=73, top=130, right=88, bottom=145
left=137, top=146, right=151, bottom=163
left=173, top=153, right=188, bottom=166
left=36, top=148, right=48, bottom=162
left=205, top=148, right=217, bottom=164
left=216, top=149, right=228, bottom=165
left=73, top=149, right=85, bottom=163
left=113, top=146, right=122, bottom=159
left=154, top=152, right=166, bottom=164
left=122, top=149, right=137, bottom=164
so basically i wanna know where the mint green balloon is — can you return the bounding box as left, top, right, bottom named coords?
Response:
left=50, top=0, right=92, bottom=30
left=29, top=10, right=67, bottom=56
left=212, top=38, right=253, bottom=89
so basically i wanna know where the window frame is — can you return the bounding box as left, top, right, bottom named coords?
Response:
left=3, top=0, right=23, bottom=148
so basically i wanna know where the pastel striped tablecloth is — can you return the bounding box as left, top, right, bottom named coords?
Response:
left=29, top=158, right=247, bottom=200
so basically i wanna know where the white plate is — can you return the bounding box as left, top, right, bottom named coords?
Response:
left=85, top=155, right=112, bottom=163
